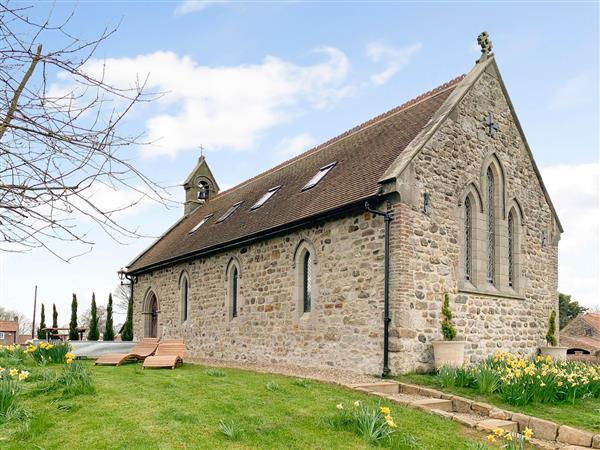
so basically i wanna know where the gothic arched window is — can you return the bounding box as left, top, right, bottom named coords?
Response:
left=486, top=167, right=495, bottom=284
left=464, top=196, right=473, bottom=282
left=302, top=251, right=312, bottom=313
left=180, top=274, right=189, bottom=323
left=508, top=210, right=515, bottom=287
left=231, top=267, right=238, bottom=318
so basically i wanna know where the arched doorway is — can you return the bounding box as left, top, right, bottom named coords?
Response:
left=144, top=291, right=159, bottom=338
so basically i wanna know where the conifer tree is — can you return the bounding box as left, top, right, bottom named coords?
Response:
left=121, top=290, right=134, bottom=341
left=87, top=293, right=100, bottom=341
left=546, top=310, right=557, bottom=346
left=36, top=304, right=46, bottom=339
left=104, top=293, right=115, bottom=341
left=52, top=303, right=58, bottom=336
left=69, top=293, right=79, bottom=340
left=441, top=293, right=457, bottom=341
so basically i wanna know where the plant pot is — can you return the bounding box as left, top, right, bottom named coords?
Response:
left=539, top=346, right=568, bottom=361
left=432, top=340, right=466, bottom=368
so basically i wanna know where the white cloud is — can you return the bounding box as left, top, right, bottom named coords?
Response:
left=548, top=72, right=596, bottom=110
left=71, top=48, right=350, bottom=159
left=541, top=163, right=599, bottom=309
left=274, top=133, right=316, bottom=161
left=174, top=1, right=228, bottom=15
left=366, top=42, right=422, bottom=85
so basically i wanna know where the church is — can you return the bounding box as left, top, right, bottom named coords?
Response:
left=124, top=35, right=561, bottom=375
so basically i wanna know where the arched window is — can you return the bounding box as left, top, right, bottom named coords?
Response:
left=464, top=196, right=473, bottom=281
left=302, top=251, right=312, bottom=313
left=231, top=267, right=238, bottom=318
left=508, top=210, right=515, bottom=287
left=180, top=274, right=189, bottom=323
left=486, top=167, right=495, bottom=284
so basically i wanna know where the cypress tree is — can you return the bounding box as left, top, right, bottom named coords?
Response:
left=121, top=290, right=134, bottom=341
left=104, top=293, right=115, bottom=341
left=37, top=304, right=46, bottom=339
left=546, top=310, right=557, bottom=346
left=87, top=293, right=100, bottom=341
left=69, top=293, right=79, bottom=340
left=441, top=293, right=457, bottom=341
left=52, top=303, right=58, bottom=335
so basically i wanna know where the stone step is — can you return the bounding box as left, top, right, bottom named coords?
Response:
left=476, top=419, right=518, bottom=434
left=410, top=398, right=453, bottom=412
left=351, top=382, right=400, bottom=395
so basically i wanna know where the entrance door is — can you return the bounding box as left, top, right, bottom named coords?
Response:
left=149, top=296, right=158, bottom=338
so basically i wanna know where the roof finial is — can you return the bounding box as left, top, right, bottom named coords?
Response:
left=199, top=144, right=205, bottom=158
left=476, top=31, right=493, bottom=63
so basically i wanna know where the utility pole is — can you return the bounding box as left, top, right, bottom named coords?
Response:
left=31, top=285, right=37, bottom=339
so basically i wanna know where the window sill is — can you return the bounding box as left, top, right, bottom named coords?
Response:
left=458, top=287, right=525, bottom=301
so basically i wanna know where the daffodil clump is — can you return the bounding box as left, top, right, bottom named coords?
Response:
left=26, top=341, right=72, bottom=365
left=0, top=366, right=30, bottom=422
left=328, top=401, right=398, bottom=444
left=438, top=351, right=600, bottom=406
left=0, top=367, right=29, bottom=382
left=487, top=426, right=533, bottom=450
left=0, top=343, right=27, bottom=362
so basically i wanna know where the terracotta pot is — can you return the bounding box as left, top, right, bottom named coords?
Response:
left=432, top=340, right=466, bottom=368
left=539, top=346, right=568, bottom=361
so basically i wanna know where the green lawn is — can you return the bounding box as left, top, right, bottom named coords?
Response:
left=0, top=361, right=494, bottom=450
left=396, top=373, right=600, bottom=434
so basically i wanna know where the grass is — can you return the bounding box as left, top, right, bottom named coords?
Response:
left=0, top=360, right=493, bottom=449
left=396, top=372, right=600, bottom=434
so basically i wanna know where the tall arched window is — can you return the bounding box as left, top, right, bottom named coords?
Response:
left=180, top=275, right=189, bottom=323
left=508, top=210, right=515, bottom=287
left=486, top=167, right=495, bottom=284
left=302, top=251, right=312, bottom=313
left=231, top=267, right=238, bottom=318
left=464, top=196, right=473, bottom=282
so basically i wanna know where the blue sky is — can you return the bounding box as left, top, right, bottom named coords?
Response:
left=1, top=1, right=598, bottom=327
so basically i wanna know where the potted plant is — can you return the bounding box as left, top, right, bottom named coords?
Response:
left=432, top=293, right=466, bottom=368
left=539, top=310, right=568, bottom=361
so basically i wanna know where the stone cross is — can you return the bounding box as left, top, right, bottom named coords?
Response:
left=199, top=144, right=205, bottom=157
left=476, top=31, right=493, bottom=63
left=484, top=112, right=498, bottom=137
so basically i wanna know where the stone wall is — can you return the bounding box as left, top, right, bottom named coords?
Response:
left=387, top=68, right=559, bottom=373
left=562, top=317, right=600, bottom=340
left=133, top=210, right=387, bottom=374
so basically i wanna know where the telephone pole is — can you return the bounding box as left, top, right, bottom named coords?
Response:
left=31, top=285, right=37, bottom=339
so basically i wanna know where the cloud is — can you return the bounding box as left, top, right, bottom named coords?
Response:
left=174, top=0, right=228, bottom=15
left=71, top=48, right=350, bottom=158
left=274, top=133, right=316, bottom=161
left=366, top=42, right=422, bottom=85
left=541, top=163, right=599, bottom=308
left=548, top=72, right=596, bottom=110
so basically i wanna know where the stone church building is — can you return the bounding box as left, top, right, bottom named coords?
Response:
left=125, top=40, right=562, bottom=374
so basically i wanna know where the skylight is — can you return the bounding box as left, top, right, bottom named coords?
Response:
left=216, top=201, right=244, bottom=223
left=302, top=162, right=336, bottom=191
left=251, top=185, right=281, bottom=210
left=188, top=214, right=213, bottom=234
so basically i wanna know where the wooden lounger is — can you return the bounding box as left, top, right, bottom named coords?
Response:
left=95, top=338, right=160, bottom=366
left=142, top=339, right=186, bottom=369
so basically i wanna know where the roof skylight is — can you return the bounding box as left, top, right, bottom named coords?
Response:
left=302, top=162, right=336, bottom=191
left=251, top=185, right=281, bottom=210
left=216, top=201, right=244, bottom=223
left=188, top=214, right=213, bottom=234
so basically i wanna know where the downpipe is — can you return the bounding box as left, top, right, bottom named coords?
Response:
left=364, top=201, right=393, bottom=377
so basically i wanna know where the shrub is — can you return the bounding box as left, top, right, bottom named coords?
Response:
left=441, top=293, right=457, bottom=341
left=121, top=290, right=134, bottom=341
left=326, top=402, right=397, bottom=445
left=546, top=310, right=557, bottom=346
left=69, top=293, right=79, bottom=341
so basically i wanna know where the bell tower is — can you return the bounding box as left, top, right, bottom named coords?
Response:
left=183, top=152, right=219, bottom=215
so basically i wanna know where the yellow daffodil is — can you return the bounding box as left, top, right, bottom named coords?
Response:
left=504, top=433, right=513, bottom=441
left=379, top=406, right=391, bottom=416
left=18, top=372, right=28, bottom=381
left=336, top=404, right=343, bottom=410
left=353, top=400, right=361, bottom=407
left=523, top=427, right=533, bottom=441
left=385, top=417, right=397, bottom=428
left=9, top=368, right=18, bottom=377
left=493, top=428, right=504, bottom=437
left=487, top=435, right=496, bottom=443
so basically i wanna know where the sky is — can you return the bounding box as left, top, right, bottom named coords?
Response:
left=0, top=1, right=598, bottom=329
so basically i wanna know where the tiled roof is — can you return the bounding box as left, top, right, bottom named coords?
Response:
left=561, top=335, right=600, bottom=352
left=0, top=320, right=17, bottom=332
left=128, top=76, right=465, bottom=273
left=582, top=313, right=600, bottom=331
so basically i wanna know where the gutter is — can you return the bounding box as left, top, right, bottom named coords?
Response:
left=364, top=200, right=393, bottom=377
left=129, top=196, right=379, bottom=276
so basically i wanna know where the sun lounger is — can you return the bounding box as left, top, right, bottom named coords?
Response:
left=94, top=338, right=160, bottom=366
left=142, top=339, right=185, bottom=369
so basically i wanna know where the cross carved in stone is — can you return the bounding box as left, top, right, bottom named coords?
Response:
left=484, top=112, right=498, bottom=138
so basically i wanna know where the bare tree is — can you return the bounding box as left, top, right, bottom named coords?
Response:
left=113, top=282, right=131, bottom=314
left=0, top=3, right=169, bottom=260
left=0, top=306, right=32, bottom=334
left=79, top=305, right=106, bottom=333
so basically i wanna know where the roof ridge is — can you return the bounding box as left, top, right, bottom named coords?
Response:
left=210, top=74, right=466, bottom=201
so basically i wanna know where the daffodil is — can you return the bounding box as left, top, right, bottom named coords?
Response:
left=504, top=432, right=513, bottom=441
left=379, top=406, right=391, bottom=416
left=493, top=427, right=504, bottom=437
left=523, top=427, right=533, bottom=441
left=353, top=400, right=361, bottom=407
left=487, top=435, right=496, bottom=443
left=385, top=417, right=397, bottom=428
left=336, top=404, right=343, bottom=410
left=9, top=368, right=18, bottom=377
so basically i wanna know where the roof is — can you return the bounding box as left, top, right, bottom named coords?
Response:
left=582, top=313, right=600, bottom=331
left=561, top=335, right=600, bottom=352
left=128, top=75, right=465, bottom=273
left=0, top=320, right=17, bottom=332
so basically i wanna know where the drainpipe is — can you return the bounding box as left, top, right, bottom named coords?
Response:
left=364, top=201, right=393, bottom=377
